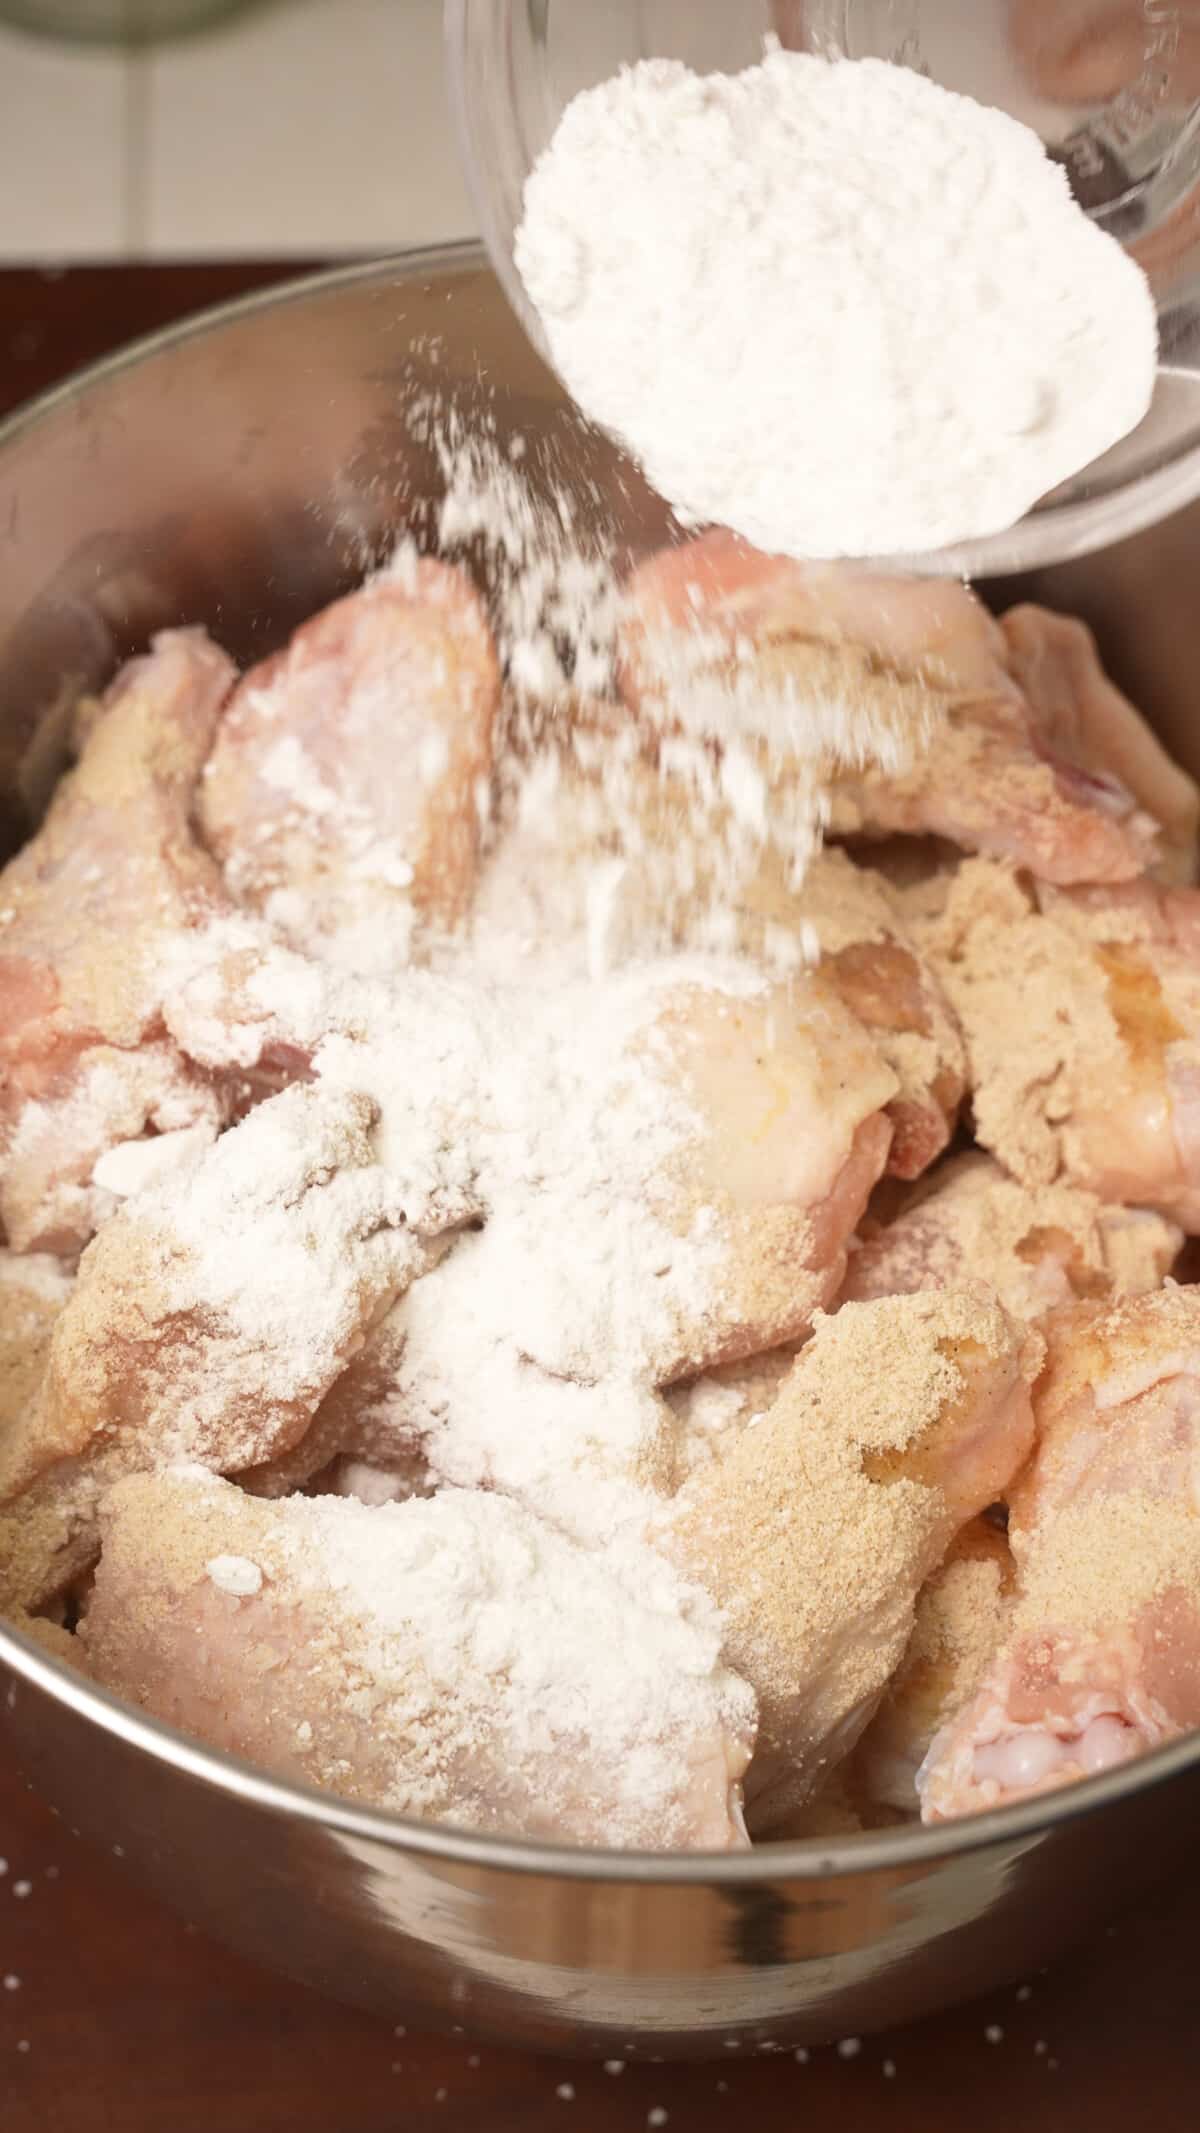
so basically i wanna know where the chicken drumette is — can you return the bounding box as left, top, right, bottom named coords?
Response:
left=669, top=1285, right=1040, bottom=1830
left=920, top=1286, right=1200, bottom=1819
left=80, top=1467, right=755, bottom=1851
left=0, top=1084, right=422, bottom=1611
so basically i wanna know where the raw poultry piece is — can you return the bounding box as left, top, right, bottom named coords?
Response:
left=0, top=1084, right=423, bottom=1612
left=920, top=1286, right=1200, bottom=1819
left=617, top=531, right=1188, bottom=885
left=172, top=929, right=893, bottom=1386
left=294, top=960, right=896, bottom=1546
left=80, top=1467, right=756, bottom=1851
left=333, top=1248, right=681, bottom=1546
left=159, top=913, right=490, bottom=1236
left=668, top=1285, right=1040, bottom=1831
left=853, top=1518, right=1016, bottom=1815
left=0, top=631, right=236, bottom=1254
left=1000, top=604, right=1199, bottom=882
left=910, top=861, right=1200, bottom=1229
left=146, top=936, right=896, bottom=1532
left=475, top=759, right=965, bottom=1180
left=842, top=1149, right=1182, bottom=1323
left=766, top=1765, right=878, bottom=1840
left=199, top=556, right=501, bottom=974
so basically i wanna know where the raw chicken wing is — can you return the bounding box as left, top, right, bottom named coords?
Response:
left=665, top=1347, right=798, bottom=1483
left=920, top=1286, right=1200, bottom=1818
left=200, top=558, right=501, bottom=973
left=80, top=1467, right=756, bottom=1851
left=0, top=1084, right=420, bottom=1610
left=0, top=631, right=236, bottom=1252
left=358, top=962, right=895, bottom=1412
left=618, top=533, right=1174, bottom=885
left=1000, top=605, right=1198, bottom=883
left=669, top=1285, right=1039, bottom=1829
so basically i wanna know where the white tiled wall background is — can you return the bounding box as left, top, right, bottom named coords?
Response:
left=0, top=0, right=477, bottom=259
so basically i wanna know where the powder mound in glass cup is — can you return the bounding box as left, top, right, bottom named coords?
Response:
left=515, top=50, right=1157, bottom=560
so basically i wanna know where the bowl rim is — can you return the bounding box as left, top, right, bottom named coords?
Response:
left=1, top=249, right=1198, bottom=1886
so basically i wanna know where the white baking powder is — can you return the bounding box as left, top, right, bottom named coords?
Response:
left=515, top=50, right=1157, bottom=560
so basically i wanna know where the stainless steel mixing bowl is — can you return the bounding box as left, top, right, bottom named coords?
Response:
left=0, top=250, right=1198, bottom=2058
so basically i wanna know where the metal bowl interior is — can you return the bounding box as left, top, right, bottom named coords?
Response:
left=0, top=250, right=1199, bottom=2056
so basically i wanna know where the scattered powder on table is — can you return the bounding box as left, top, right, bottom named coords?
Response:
left=516, top=49, right=1156, bottom=559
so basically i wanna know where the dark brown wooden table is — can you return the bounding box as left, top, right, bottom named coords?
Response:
left=1, top=261, right=1199, bottom=2132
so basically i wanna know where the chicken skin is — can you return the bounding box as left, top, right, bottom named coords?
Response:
left=199, top=557, right=501, bottom=974
left=618, top=532, right=1184, bottom=886
left=276, top=961, right=896, bottom=1540
left=669, top=1285, right=1039, bottom=1831
left=80, top=1468, right=755, bottom=1852
left=0, top=1085, right=421, bottom=1611
left=854, top=1518, right=1016, bottom=1816
left=842, top=1150, right=1182, bottom=1325
left=0, top=631, right=235, bottom=1254
left=920, top=1287, right=1200, bottom=1819
left=912, top=862, right=1200, bottom=1230
left=0, top=1249, right=72, bottom=1445
left=475, top=769, right=965, bottom=1182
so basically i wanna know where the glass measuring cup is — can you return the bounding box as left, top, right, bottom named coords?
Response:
left=445, top=0, right=1200, bottom=576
